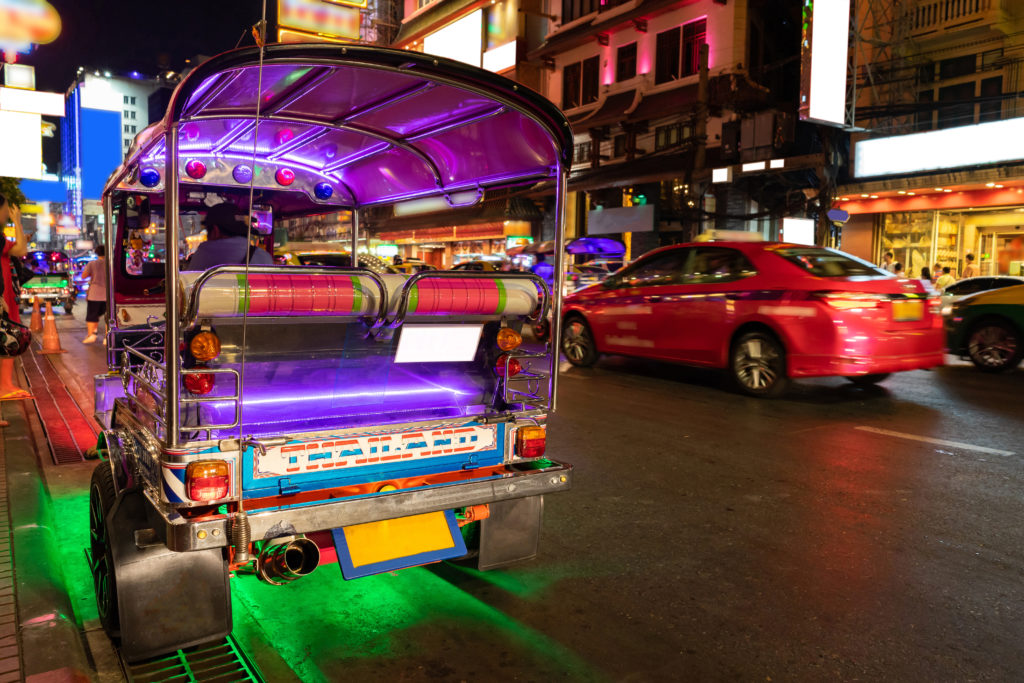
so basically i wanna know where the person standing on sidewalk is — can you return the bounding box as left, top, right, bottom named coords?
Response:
left=0, top=193, right=31, bottom=406
left=80, top=245, right=107, bottom=344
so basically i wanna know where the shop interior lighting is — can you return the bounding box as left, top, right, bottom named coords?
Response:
left=897, top=190, right=906, bottom=195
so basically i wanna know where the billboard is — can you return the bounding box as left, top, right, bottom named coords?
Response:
left=80, top=108, right=121, bottom=199
left=798, top=0, right=851, bottom=127
left=277, top=0, right=361, bottom=41
left=0, top=110, right=41, bottom=178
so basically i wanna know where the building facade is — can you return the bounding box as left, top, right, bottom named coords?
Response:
left=838, top=0, right=1024, bottom=278
left=527, top=0, right=826, bottom=258
left=62, top=70, right=162, bottom=241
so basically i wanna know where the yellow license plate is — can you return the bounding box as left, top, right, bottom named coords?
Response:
left=891, top=299, right=923, bottom=321
left=342, top=510, right=458, bottom=569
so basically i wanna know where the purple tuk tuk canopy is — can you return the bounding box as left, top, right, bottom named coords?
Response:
left=106, top=44, right=574, bottom=209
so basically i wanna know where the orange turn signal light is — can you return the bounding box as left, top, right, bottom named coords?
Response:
left=186, top=460, right=230, bottom=501
left=497, top=327, right=523, bottom=351
left=190, top=330, right=221, bottom=362
left=516, top=426, right=546, bottom=459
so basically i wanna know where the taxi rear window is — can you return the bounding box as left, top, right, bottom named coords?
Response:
left=775, top=247, right=887, bottom=278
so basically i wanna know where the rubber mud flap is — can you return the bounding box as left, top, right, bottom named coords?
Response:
left=477, top=495, right=544, bottom=571
left=107, top=491, right=231, bottom=662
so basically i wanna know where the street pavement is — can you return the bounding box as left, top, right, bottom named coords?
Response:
left=6, top=310, right=1024, bottom=681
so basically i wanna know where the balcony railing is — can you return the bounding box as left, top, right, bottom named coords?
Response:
left=909, top=0, right=1008, bottom=38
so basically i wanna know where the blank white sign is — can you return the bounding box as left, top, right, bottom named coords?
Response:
left=395, top=324, right=483, bottom=363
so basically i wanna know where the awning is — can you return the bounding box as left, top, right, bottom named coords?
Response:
left=574, top=89, right=637, bottom=130
left=627, top=84, right=697, bottom=123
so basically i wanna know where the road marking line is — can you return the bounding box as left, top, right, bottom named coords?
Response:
left=854, top=426, right=1014, bottom=456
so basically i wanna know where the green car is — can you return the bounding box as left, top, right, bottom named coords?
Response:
left=945, top=283, right=1024, bottom=372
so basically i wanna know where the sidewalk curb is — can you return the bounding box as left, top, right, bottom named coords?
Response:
left=4, top=405, right=92, bottom=681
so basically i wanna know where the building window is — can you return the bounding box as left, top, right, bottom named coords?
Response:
left=573, top=141, right=592, bottom=165
left=613, top=134, right=626, bottom=158
left=124, top=109, right=130, bottom=117
left=130, top=96, right=136, bottom=105
left=124, top=124, right=131, bottom=133
left=979, top=76, right=1002, bottom=122
left=655, top=19, right=706, bottom=85
left=939, top=54, right=975, bottom=80
left=655, top=123, right=691, bottom=150
left=562, top=56, right=599, bottom=109
left=129, top=125, right=137, bottom=133
left=937, top=81, right=974, bottom=129
left=915, top=90, right=934, bottom=131
left=130, top=111, right=136, bottom=120
left=123, top=95, right=129, bottom=104
left=616, top=43, right=637, bottom=82
left=561, top=0, right=599, bottom=25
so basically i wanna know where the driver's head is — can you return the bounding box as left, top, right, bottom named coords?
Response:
left=203, top=203, right=248, bottom=240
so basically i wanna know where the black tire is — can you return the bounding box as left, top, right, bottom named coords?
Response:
left=562, top=316, right=598, bottom=367
left=846, top=373, right=891, bottom=386
left=967, top=319, right=1022, bottom=372
left=730, top=330, right=788, bottom=397
left=89, top=463, right=121, bottom=639
left=64, top=300, right=74, bottom=315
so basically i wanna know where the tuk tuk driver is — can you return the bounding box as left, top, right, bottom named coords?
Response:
left=185, top=203, right=273, bottom=271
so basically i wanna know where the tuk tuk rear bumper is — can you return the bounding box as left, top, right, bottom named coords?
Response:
left=147, top=460, right=573, bottom=552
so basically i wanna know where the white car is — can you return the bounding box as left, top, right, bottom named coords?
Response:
left=940, top=276, right=1024, bottom=316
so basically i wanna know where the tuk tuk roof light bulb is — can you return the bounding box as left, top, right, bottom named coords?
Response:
left=314, top=182, right=333, bottom=200
left=232, top=164, right=253, bottom=184
left=276, top=168, right=296, bottom=186
left=139, top=167, right=160, bottom=187
left=185, top=159, right=207, bottom=179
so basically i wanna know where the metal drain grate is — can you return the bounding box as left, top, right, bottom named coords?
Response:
left=21, top=347, right=96, bottom=464
left=124, top=637, right=263, bottom=683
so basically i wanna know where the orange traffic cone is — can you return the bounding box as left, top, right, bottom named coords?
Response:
left=28, top=297, right=43, bottom=333
left=39, top=301, right=66, bottom=354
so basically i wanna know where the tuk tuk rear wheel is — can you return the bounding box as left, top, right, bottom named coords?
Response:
left=89, top=463, right=121, bottom=639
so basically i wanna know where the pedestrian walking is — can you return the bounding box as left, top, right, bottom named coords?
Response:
left=935, top=266, right=956, bottom=290
left=81, top=245, right=107, bottom=344
left=0, top=193, right=31, bottom=415
left=920, top=266, right=932, bottom=284
left=961, top=253, right=978, bottom=279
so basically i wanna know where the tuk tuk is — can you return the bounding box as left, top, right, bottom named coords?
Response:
left=20, top=250, right=78, bottom=314
left=90, top=44, right=573, bottom=661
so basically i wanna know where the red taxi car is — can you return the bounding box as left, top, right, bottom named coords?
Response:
left=561, top=242, right=944, bottom=396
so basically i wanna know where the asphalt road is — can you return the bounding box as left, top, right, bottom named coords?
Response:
left=228, top=354, right=1024, bottom=682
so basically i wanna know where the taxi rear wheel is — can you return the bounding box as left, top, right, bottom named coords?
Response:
left=730, top=331, right=787, bottom=397
left=967, top=319, right=1022, bottom=372
left=562, top=316, right=597, bottom=367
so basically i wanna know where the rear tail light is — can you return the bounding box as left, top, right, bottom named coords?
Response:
left=190, top=330, right=221, bottom=361
left=516, top=426, right=546, bottom=459
left=496, top=354, right=522, bottom=376
left=497, top=327, right=523, bottom=351
left=811, top=291, right=888, bottom=310
left=184, top=367, right=215, bottom=395
left=928, top=297, right=941, bottom=315
left=186, top=460, right=230, bottom=501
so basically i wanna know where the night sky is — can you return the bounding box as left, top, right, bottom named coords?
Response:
left=22, top=0, right=266, bottom=92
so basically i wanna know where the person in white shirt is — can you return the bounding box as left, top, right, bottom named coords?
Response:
left=881, top=251, right=896, bottom=272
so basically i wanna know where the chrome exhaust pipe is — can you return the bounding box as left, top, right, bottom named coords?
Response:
left=256, top=537, right=320, bottom=585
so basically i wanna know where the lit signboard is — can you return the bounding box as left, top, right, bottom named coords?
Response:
left=798, top=0, right=851, bottom=127
left=423, top=11, right=483, bottom=68
left=0, top=86, right=63, bottom=116
left=0, top=110, right=41, bottom=179
left=277, top=0, right=360, bottom=41
left=781, top=217, right=816, bottom=246
left=854, top=117, right=1024, bottom=178
left=277, top=28, right=351, bottom=44
left=0, top=0, right=61, bottom=46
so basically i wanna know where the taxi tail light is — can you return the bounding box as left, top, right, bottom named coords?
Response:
left=190, top=330, right=221, bottom=361
left=184, top=367, right=215, bottom=395
left=811, top=291, right=888, bottom=310
left=927, top=297, right=941, bottom=315
left=496, top=354, right=522, bottom=376
left=186, top=460, right=230, bottom=501
left=496, top=327, right=523, bottom=351
left=516, top=426, right=546, bottom=459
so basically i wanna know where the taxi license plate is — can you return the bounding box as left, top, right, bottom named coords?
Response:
left=891, top=300, right=924, bottom=322
left=332, top=509, right=467, bottom=579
